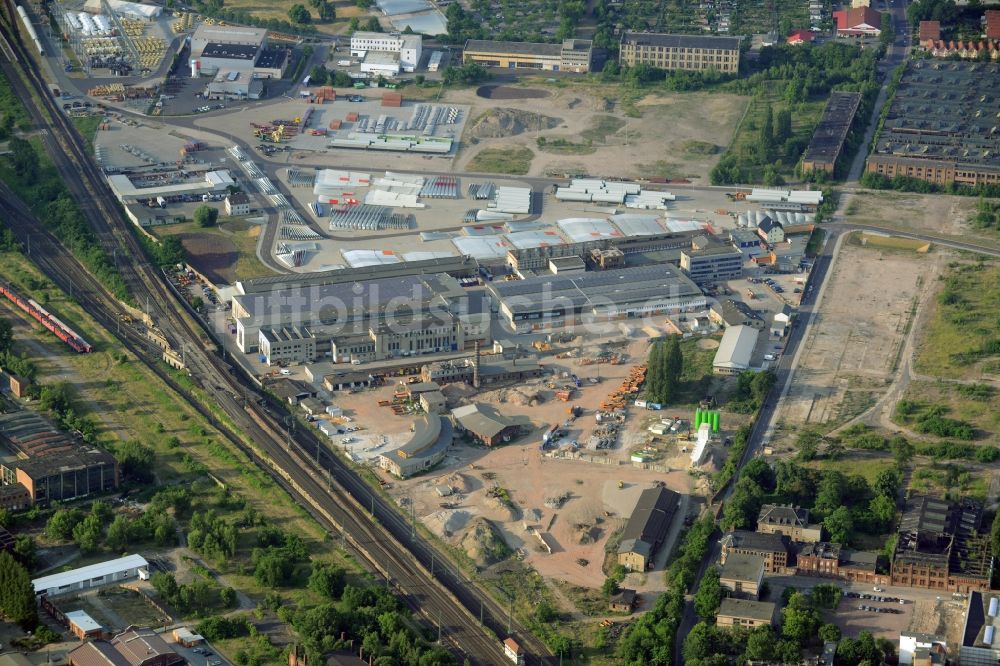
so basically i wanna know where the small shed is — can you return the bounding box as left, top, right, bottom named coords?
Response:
left=316, top=419, right=342, bottom=438
left=420, top=390, right=447, bottom=414
left=8, top=373, right=29, bottom=398
left=435, top=485, right=453, bottom=497
left=66, top=610, right=102, bottom=639
left=300, top=397, right=325, bottom=416
left=172, top=627, right=205, bottom=647
left=609, top=588, right=636, bottom=612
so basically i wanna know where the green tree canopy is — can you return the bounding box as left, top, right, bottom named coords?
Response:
left=0, top=550, right=38, bottom=628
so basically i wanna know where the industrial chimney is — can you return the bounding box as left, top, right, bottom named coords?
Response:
left=473, top=341, right=481, bottom=389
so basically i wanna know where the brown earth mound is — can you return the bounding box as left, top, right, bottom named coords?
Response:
left=476, top=85, right=551, bottom=100
left=469, top=108, right=562, bottom=139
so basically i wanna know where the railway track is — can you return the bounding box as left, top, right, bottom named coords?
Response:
left=0, top=6, right=554, bottom=665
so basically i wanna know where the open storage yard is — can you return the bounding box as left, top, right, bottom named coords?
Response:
left=772, top=237, right=940, bottom=443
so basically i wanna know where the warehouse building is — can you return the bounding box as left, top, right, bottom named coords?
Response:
left=713, top=325, right=758, bottom=374
left=13, top=446, right=118, bottom=505
left=462, top=39, right=594, bottom=73
left=801, top=91, right=863, bottom=174
left=191, top=24, right=267, bottom=55
left=107, top=170, right=236, bottom=205
left=377, top=414, right=452, bottom=478
left=33, top=554, right=148, bottom=597
left=617, top=486, right=680, bottom=571
left=619, top=32, right=741, bottom=73
left=350, top=31, right=422, bottom=73
left=232, top=272, right=483, bottom=355
left=717, top=598, right=776, bottom=629
left=488, top=265, right=704, bottom=332
left=451, top=403, right=529, bottom=446
left=680, top=244, right=744, bottom=284
left=866, top=61, right=1000, bottom=187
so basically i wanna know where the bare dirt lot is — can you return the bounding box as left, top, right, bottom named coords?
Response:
left=323, top=333, right=728, bottom=603
left=845, top=191, right=986, bottom=245
left=773, top=238, right=941, bottom=444
left=453, top=85, right=748, bottom=181
left=178, top=232, right=238, bottom=283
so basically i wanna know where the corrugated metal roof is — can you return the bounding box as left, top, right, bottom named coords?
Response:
left=33, top=554, right=148, bottom=593
left=713, top=325, right=758, bottom=369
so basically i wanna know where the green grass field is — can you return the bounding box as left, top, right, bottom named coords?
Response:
left=914, top=260, right=1000, bottom=379
left=466, top=146, right=534, bottom=175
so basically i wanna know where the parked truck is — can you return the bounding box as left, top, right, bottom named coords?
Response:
left=156, top=196, right=167, bottom=208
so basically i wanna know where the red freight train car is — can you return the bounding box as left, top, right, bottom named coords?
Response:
left=0, top=283, right=93, bottom=353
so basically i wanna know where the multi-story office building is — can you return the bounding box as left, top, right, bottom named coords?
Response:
left=462, top=39, right=593, bottom=73
left=619, top=32, right=742, bottom=73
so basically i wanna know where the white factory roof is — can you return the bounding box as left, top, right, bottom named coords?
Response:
left=205, top=170, right=235, bottom=187
left=107, top=174, right=218, bottom=199
left=32, top=554, right=148, bottom=594
left=364, top=190, right=423, bottom=208
left=192, top=23, right=267, bottom=46
left=556, top=218, right=622, bottom=242
left=83, top=0, right=161, bottom=18
left=611, top=214, right=666, bottom=236
left=505, top=230, right=566, bottom=250
left=402, top=251, right=456, bottom=262
left=364, top=51, right=400, bottom=66
left=452, top=235, right=510, bottom=260
left=624, top=191, right=674, bottom=210
left=341, top=249, right=402, bottom=267
left=746, top=188, right=823, bottom=205
left=374, top=172, right=424, bottom=195
left=664, top=218, right=708, bottom=233
left=313, top=169, right=371, bottom=196
left=713, top=325, right=759, bottom=371
left=65, top=610, right=101, bottom=632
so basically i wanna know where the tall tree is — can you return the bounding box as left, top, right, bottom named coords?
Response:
left=0, top=550, right=38, bottom=628
left=664, top=336, right=683, bottom=402
left=693, top=567, right=722, bottom=620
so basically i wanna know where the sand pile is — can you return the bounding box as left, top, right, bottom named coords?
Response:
left=425, top=509, right=472, bottom=539
left=469, top=108, right=561, bottom=139
left=460, top=518, right=513, bottom=566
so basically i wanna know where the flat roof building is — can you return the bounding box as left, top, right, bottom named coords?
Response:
left=680, top=243, right=744, bottom=284
left=719, top=553, right=765, bottom=598
left=801, top=91, right=863, bottom=174
left=33, top=554, right=148, bottom=597
left=488, top=265, right=704, bottom=332
left=961, top=591, right=1000, bottom=666
left=350, top=31, right=421, bottom=73
left=619, top=32, right=741, bottom=73
left=66, top=610, right=102, bottom=640
left=191, top=24, right=267, bottom=55
left=710, top=299, right=765, bottom=330
left=867, top=61, right=1000, bottom=187
left=713, top=325, right=758, bottom=375
left=717, top=598, right=776, bottom=629
left=617, top=486, right=680, bottom=571
left=376, top=414, right=452, bottom=478
left=462, top=39, right=594, bottom=73
left=720, top=530, right=790, bottom=573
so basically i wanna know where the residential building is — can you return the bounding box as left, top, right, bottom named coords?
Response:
left=891, top=496, right=993, bottom=592
left=757, top=217, right=785, bottom=245
left=718, top=553, right=765, bottom=598
left=800, top=91, right=863, bottom=174
left=376, top=414, right=452, bottom=479
left=609, top=588, right=636, bottom=612
left=717, top=598, right=776, bottom=629
left=900, top=633, right=946, bottom=666
left=713, top=325, right=759, bottom=375
left=451, top=403, right=529, bottom=446
left=925, top=40, right=1000, bottom=60
left=619, top=33, right=741, bottom=74
left=720, top=530, right=790, bottom=573
left=787, top=29, right=815, bottom=45
left=919, top=20, right=941, bottom=45
left=617, top=486, right=680, bottom=571
left=757, top=504, right=824, bottom=542
left=33, top=554, right=149, bottom=597
left=225, top=192, right=251, bottom=216
left=987, top=10, right=1000, bottom=40
left=350, top=31, right=421, bottom=72
left=961, top=591, right=1000, bottom=666
left=866, top=61, right=1000, bottom=187
left=710, top=300, right=765, bottom=330
left=680, top=244, right=744, bottom=284
left=833, top=7, right=883, bottom=36
left=462, top=39, right=594, bottom=73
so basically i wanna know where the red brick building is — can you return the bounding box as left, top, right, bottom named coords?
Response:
left=919, top=20, right=941, bottom=46
left=987, top=10, right=1000, bottom=40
